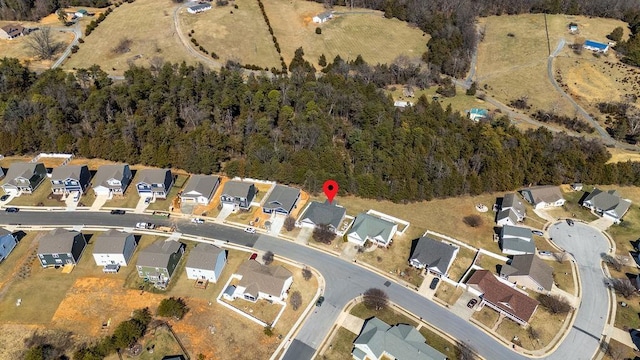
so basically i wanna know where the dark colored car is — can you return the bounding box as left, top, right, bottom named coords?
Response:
left=316, top=296, right=325, bottom=307
left=110, top=209, right=126, bottom=215
left=467, top=298, right=478, bottom=308
left=249, top=253, right=258, bottom=260
left=0, top=195, right=10, bottom=202
left=566, top=219, right=574, bottom=226
left=429, top=277, right=440, bottom=290
left=5, top=207, right=19, bottom=213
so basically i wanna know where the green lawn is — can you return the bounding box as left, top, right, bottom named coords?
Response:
left=349, top=303, right=417, bottom=327
left=8, top=183, right=63, bottom=207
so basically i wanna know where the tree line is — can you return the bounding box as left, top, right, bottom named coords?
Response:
left=1, top=57, right=640, bottom=202
left=0, top=0, right=109, bottom=21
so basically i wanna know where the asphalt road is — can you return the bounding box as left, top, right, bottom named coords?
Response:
left=0, top=211, right=608, bottom=360
left=51, top=24, right=83, bottom=69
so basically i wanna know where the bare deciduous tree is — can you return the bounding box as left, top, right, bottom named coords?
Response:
left=363, top=288, right=388, bottom=311
left=312, top=224, right=336, bottom=244
left=457, top=342, right=478, bottom=360
left=602, top=254, right=622, bottom=272
left=262, top=251, right=274, bottom=265
left=302, top=268, right=312, bottom=281
left=26, top=27, right=62, bottom=60
left=552, top=251, right=568, bottom=263
left=463, top=215, right=483, bottom=228
left=289, top=291, right=302, bottom=310
left=609, top=278, right=637, bottom=299
left=283, top=216, right=295, bottom=232
left=538, top=294, right=572, bottom=314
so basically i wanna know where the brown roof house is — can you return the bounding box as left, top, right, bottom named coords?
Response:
left=0, top=24, right=32, bottom=40
left=500, top=254, right=554, bottom=293
left=230, top=260, right=293, bottom=304
left=467, top=270, right=539, bottom=326
left=520, top=186, right=565, bottom=209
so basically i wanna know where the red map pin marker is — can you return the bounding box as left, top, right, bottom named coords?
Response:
left=323, top=180, right=339, bottom=204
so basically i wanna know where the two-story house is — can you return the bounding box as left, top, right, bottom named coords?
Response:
left=0, top=229, right=18, bottom=263
left=50, top=165, right=91, bottom=195
left=92, top=164, right=132, bottom=197
left=136, top=239, right=185, bottom=288
left=185, top=243, right=226, bottom=282
left=220, top=181, right=256, bottom=210
left=136, top=169, right=173, bottom=199
left=262, top=185, right=301, bottom=216
left=1, top=162, right=47, bottom=195
left=37, top=229, right=87, bottom=268
left=92, top=229, right=137, bottom=267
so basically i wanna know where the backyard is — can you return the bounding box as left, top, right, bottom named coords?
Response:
left=0, top=23, right=74, bottom=72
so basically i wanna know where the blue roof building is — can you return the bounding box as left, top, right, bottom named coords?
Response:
left=583, top=40, right=609, bottom=53
left=467, top=108, right=489, bottom=121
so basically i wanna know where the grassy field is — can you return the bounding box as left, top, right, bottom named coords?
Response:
left=606, top=147, right=640, bottom=164
left=418, top=326, right=460, bottom=360
left=433, top=281, right=463, bottom=306
left=496, top=306, right=569, bottom=350
left=147, top=174, right=188, bottom=211
left=349, top=302, right=417, bottom=327
left=387, top=84, right=498, bottom=116
left=0, top=22, right=74, bottom=72
left=448, top=247, right=477, bottom=282
left=8, top=182, right=64, bottom=207
left=614, top=298, right=640, bottom=329
left=549, top=260, right=575, bottom=294
left=264, top=0, right=428, bottom=66
left=64, top=0, right=197, bottom=75
left=472, top=306, right=499, bottom=328
left=603, top=339, right=636, bottom=360
left=318, top=326, right=358, bottom=360
left=476, top=14, right=629, bottom=118
left=178, top=0, right=280, bottom=69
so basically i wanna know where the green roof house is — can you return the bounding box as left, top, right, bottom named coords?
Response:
left=467, top=108, right=488, bottom=122
left=347, top=213, right=397, bottom=247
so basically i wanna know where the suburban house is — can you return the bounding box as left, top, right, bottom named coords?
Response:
left=582, top=188, right=632, bottom=223
left=520, top=186, right=565, bottom=209
left=136, top=240, right=185, bottom=288
left=500, top=254, right=554, bottom=292
left=347, top=213, right=398, bottom=247
left=231, top=260, right=293, bottom=304
left=467, top=270, right=539, bottom=326
left=37, top=229, right=87, bottom=268
left=91, top=164, right=132, bottom=197
left=408, top=236, right=459, bottom=277
left=467, top=108, right=489, bottom=121
left=496, top=193, right=526, bottom=226
left=571, top=183, right=583, bottom=191
left=312, top=11, right=333, bottom=23
left=352, top=317, right=446, bottom=360
left=187, top=3, right=211, bottom=14
left=220, top=180, right=256, bottom=210
left=180, top=175, right=220, bottom=205
left=1, top=162, right=47, bottom=195
left=136, top=169, right=173, bottom=199
left=50, top=165, right=91, bottom=195
left=500, top=225, right=535, bottom=256
left=0, top=24, right=32, bottom=40
left=296, top=200, right=347, bottom=234
left=92, top=229, right=137, bottom=267
left=0, top=229, right=17, bottom=263
left=185, top=243, right=226, bottom=282
left=262, top=184, right=301, bottom=216
left=583, top=39, right=609, bottom=53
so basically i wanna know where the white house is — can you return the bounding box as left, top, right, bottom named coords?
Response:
left=180, top=175, right=220, bottom=205
left=520, top=186, right=565, bottom=209
left=500, top=225, right=535, bottom=256
left=0, top=230, right=17, bottom=263
left=347, top=213, right=397, bottom=247
left=231, top=260, right=293, bottom=304
left=185, top=243, right=226, bottom=282
left=187, top=4, right=212, bottom=14
left=582, top=188, right=631, bottom=223
left=92, top=164, right=132, bottom=197
left=92, top=229, right=137, bottom=267
left=313, top=11, right=333, bottom=23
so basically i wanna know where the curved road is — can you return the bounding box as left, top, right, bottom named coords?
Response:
left=0, top=212, right=611, bottom=360
left=51, top=24, right=82, bottom=69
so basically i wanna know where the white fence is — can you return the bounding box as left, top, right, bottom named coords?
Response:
left=366, top=209, right=410, bottom=234
left=31, top=153, right=74, bottom=166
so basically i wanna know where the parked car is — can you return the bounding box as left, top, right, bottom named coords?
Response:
left=316, top=296, right=325, bottom=307
left=135, top=222, right=155, bottom=229
left=532, top=230, right=544, bottom=236
left=0, top=195, right=10, bottom=202
left=566, top=219, right=574, bottom=226
left=467, top=298, right=478, bottom=308
left=429, top=277, right=440, bottom=290
left=191, top=218, right=205, bottom=224
left=538, top=250, right=552, bottom=256
left=244, top=227, right=256, bottom=234
left=110, top=209, right=126, bottom=215
left=249, top=253, right=258, bottom=260
left=4, top=207, right=19, bottom=213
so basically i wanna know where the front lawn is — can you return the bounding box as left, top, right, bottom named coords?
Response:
left=8, top=183, right=63, bottom=207
left=148, top=174, right=189, bottom=211
left=433, top=281, right=464, bottom=306
left=349, top=303, right=417, bottom=327
left=319, top=327, right=358, bottom=360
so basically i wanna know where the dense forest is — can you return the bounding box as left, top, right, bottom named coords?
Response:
left=1, top=57, right=640, bottom=202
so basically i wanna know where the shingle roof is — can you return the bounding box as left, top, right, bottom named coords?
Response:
left=584, top=188, right=632, bottom=218
left=51, top=165, right=87, bottom=181
left=137, top=169, right=170, bottom=185
left=467, top=270, right=539, bottom=323
left=521, top=186, right=564, bottom=206
left=500, top=254, right=554, bottom=291
left=137, top=240, right=183, bottom=268
left=350, top=213, right=395, bottom=242
left=222, top=181, right=254, bottom=198
left=93, top=229, right=132, bottom=254
left=38, top=228, right=82, bottom=254
left=316, top=11, right=332, bottom=19
left=298, top=201, right=346, bottom=228
left=236, top=260, right=292, bottom=298
left=263, top=185, right=300, bottom=212
left=186, top=243, right=223, bottom=271
left=501, top=225, right=532, bottom=240
left=501, top=237, right=536, bottom=254
left=502, top=193, right=526, bottom=218
left=92, top=164, right=129, bottom=189
left=409, top=237, right=458, bottom=274
left=3, top=162, right=43, bottom=185
left=182, top=175, right=219, bottom=198
left=353, top=317, right=445, bottom=360
left=497, top=209, right=518, bottom=224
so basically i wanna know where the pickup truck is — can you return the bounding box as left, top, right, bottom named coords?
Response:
left=156, top=225, right=176, bottom=233
left=135, top=222, right=155, bottom=230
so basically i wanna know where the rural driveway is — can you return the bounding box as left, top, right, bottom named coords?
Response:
left=51, top=24, right=82, bottom=69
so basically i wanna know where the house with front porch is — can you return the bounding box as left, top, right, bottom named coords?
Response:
left=92, top=164, right=132, bottom=197
left=1, top=162, right=47, bottom=195
left=296, top=200, right=347, bottom=235
left=347, top=213, right=397, bottom=247
left=220, top=181, right=256, bottom=210
left=180, top=175, right=220, bottom=205
left=136, top=169, right=173, bottom=199
left=50, top=165, right=91, bottom=195
left=262, top=185, right=300, bottom=216
left=520, top=186, right=565, bottom=209
left=582, top=188, right=632, bottom=223
left=230, top=260, right=293, bottom=304
left=408, top=236, right=458, bottom=277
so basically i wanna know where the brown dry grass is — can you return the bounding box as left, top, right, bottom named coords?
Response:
left=606, top=147, right=640, bottom=164
left=472, top=306, right=499, bottom=328
left=387, top=84, right=497, bottom=115
left=495, top=307, right=569, bottom=350
left=0, top=22, right=74, bottom=71
left=433, top=281, right=463, bottom=306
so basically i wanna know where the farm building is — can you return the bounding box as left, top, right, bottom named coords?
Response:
left=313, top=11, right=333, bottom=23
left=583, top=40, right=609, bottom=53
left=188, top=4, right=212, bottom=14
left=0, top=24, right=32, bottom=40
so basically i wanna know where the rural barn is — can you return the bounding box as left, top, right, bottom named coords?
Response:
left=313, top=11, right=333, bottom=23
left=188, top=4, right=212, bottom=14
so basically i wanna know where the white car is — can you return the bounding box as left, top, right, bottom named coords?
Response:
left=191, top=218, right=205, bottom=224
left=244, top=227, right=256, bottom=234
left=135, top=222, right=155, bottom=229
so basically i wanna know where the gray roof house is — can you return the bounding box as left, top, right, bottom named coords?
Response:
left=233, top=260, right=293, bottom=304
left=50, top=165, right=91, bottom=195
left=313, top=11, right=333, bottom=23
left=262, top=185, right=300, bottom=215
left=500, top=225, right=535, bottom=256
left=92, top=164, right=132, bottom=196
left=185, top=243, right=226, bottom=283
left=500, top=193, right=526, bottom=221
left=180, top=175, right=220, bottom=205
left=352, top=317, right=446, bottom=360
left=0, top=229, right=17, bottom=263
left=496, top=209, right=519, bottom=227
left=220, top=181, right=256, bottom=210
left=92, top=229, right=137, bottom=267
left=520, top=186, right=565, bottom=209
left=296, top=200, right=347, bottom=234
left=136, top=240, right=185, bottom=288
left=408, top=236, right=459, bottom=276
left=347, top=213, right=398, bottom=247
left=136, top=169, right=173, bottom=199
left=1, top=162, right=47, bottom=195
left=500, top=254, right=554, bottom=292
left=582, top=188, right=632, bottom=223
left=37, top=229, right=87, bottom=268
